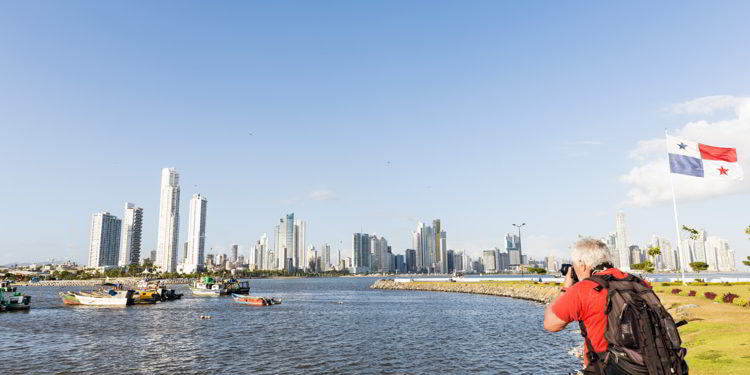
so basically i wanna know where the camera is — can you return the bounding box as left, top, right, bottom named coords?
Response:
left=559, top=263, right=579, bottom=283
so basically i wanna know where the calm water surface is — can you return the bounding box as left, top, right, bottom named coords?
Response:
left=1, top=277, right=582, bottom=374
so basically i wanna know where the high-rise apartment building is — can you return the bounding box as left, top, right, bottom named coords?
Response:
left=253, top=234, right=268, bottom=270
left=230, top=244, right=238, bottom=263
left=352, top=233, right=371, bottom=273
left=157, top=168, right=180, bottom=273
left=185, top=193, right=207, bottom=273
left=118, top=203, right=143, bottom=266
left=615, top=212, right=630, bottom=270
left=88, top=212, right=121, bottom=268
left=405, top=248, right=417, bottom=273
left=371, top=235, right=390, bottom=273
left=411, top=220, right=448, bottom=273
left=321, top=243, right=331, bottom=271
left=274, top=213, right=306, bottom=272
left=482, top=249, right=498, bottom=273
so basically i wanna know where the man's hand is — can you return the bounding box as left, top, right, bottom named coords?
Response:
left=562, top=265, right=575, bottom=288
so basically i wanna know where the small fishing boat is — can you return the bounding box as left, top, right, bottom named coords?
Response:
left=232, top=293, right=281, bottom=306
left=190, top=277, right=228, bottom=297
left=1, top=281, right=31, bottom=311
left=60, top=289, right=135, bottom=306
left=226, top=279, right=250, bottom=294
left=136, top=279, right=183, bottom=302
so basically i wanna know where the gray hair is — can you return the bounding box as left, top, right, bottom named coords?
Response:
left=571, top=238, right=611, bottom=268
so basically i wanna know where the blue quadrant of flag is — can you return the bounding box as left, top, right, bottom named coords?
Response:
left=669, top=153, right=704, bottom=177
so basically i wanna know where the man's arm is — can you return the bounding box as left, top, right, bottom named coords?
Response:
left=544, top=303, right=568, bottom=332
left=543, top=268, right=575, bottom=332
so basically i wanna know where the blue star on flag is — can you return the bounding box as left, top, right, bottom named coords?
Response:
left=677, top=142, right=687, bottom=150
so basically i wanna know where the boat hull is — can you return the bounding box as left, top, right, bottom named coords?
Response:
left=232, top=294, right=281, bottom=306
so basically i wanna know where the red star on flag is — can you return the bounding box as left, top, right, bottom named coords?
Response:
left=718, top=166, right=729, bottom=175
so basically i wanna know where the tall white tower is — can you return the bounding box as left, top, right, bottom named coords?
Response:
left=119, top=203, right=143, bottom=266
left=89, top=212, right=121, bottom=268
left=157, top=168, right=180, bottom=273
left=616, top=211, right=630, bottom=270
left=186, top=194, right=207, bottom=272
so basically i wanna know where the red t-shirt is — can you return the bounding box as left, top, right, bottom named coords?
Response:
left=550, top=268, right=649, bottom=365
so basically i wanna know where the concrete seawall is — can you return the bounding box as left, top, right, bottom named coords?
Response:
left=371, top=279, right=560, bottom=304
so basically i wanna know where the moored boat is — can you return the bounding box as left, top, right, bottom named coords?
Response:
left=60, top=290, right=135, bottom=306
left=190, top=277, right=228, bottom=297
left=226, top=279, right=250, bottom=294
left=1, top=281, right=31, bottom=311
left=232, top=293, right=281, bottom=306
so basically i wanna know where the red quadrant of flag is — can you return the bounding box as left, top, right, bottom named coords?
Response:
left=698, top=143, right=737, bottom=162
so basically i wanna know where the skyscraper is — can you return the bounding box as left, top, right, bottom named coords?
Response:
left=157, top=168, right=180, bottom=273
left=352, top=233, right=371, bottom=273
left=230, top=244, right=239, bottom=263
left=88, top=212, right=121, bottom=268
left=253, top=234, right=268, bottom=270
left=371, top=235, right=389, bottom=273
left=186, top=193, right=207, bottom=273
left=506, top=233, right=522, bottom=266
left=615, top=212, right=630, bottom=270
left=405, top=248, right=417, bottom=273
left=274, top=213, right=306, bottom=272
left=482, top=249, right=498, bottom=273
left=321, top=243, right=331, bottom=271
left=118, top=203, right=143, bottom=266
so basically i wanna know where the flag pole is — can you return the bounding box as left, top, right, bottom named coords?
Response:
left=665, top=130, right=688, bottom=285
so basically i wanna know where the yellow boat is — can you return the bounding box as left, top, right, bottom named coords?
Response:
left=132, top=290, right=160, bottom=304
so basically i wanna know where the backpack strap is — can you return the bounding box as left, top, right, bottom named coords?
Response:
left=578, top=320, right=605, bottom=374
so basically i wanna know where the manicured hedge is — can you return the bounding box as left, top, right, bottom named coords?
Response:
left=733, top=298, right=748, bottom=307
left=688, top=290, right=697, bottom=296
left=671, top=288, right=682, bottom=294
left=704, top=292, right=717, bottom=300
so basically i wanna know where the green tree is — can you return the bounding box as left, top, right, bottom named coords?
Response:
left=682, top=225, right=700, bottom=240
left=689, top=261, right=709, bottom=273
left=527, top=267, right=547, bottom=275
left=742, top=256, right=750, bottom=267
left=631, top=261, right=654, bottom=273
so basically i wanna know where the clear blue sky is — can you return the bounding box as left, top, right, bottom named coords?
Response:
left=1, top=1, right=749, bottom=268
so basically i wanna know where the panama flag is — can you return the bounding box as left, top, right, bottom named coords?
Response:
left=667, top=135, right=743, bottom=180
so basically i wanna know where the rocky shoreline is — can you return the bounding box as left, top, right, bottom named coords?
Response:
left=370, top=279, right=560, bottom=304
left=14, top=277, right=193, bottom=287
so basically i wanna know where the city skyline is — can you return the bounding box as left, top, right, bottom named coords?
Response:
left=2, top=3, right=750, bottom=268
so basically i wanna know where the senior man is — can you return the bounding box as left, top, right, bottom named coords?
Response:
left=543, top=238, right=687, bottom=375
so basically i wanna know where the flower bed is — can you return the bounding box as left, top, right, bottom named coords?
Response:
left=671, top=288, right=682, bottom=294
left=722, top=293, right=740, bottom=303
left=733, top=298, right=748, bottom=307
left=704, top=292, right=717, bottom=300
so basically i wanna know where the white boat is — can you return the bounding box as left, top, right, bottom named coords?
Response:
left=60, top=290, right=134, bottom=306
left=190, top=277, right=229, bottom=297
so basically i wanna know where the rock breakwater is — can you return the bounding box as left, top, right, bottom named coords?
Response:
left=15, top=277, right=193, bottom=287
left=371, top=279, right=560, bottom=304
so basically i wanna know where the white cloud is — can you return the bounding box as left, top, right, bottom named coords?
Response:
left=570, top=140, right=603, bottom=145
left=669, top=95, right=744, bottom=115
left=623, top=96, right=750, bottom=207
left=308, top=189, right=335, bottom=201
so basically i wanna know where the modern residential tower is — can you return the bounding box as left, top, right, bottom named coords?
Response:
left=118, top=203, right=143, bottom=266
left=185, top=193, right=207, bottom=273
left=88, top=212, right=122, bottom=268
left=157, top=168, right=180, bottom=273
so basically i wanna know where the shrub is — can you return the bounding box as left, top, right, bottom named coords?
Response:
left=688, top=290, right=697, bottom=297
left=671, top=288, right=682, bottom=294
left=723, top=282, right=733, bottom=286
left=704, top=292, right=717, bottom=300
left=661, top=282, right=672, bottom=286
left=722, top=293, right=740, bottom=303
left=733, top=298, right=748, bottom=307
left=694, top=278, right=705, bottom=283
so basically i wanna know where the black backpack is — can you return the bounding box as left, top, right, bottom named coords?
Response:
left=579, top=274, right=689, bottom=375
